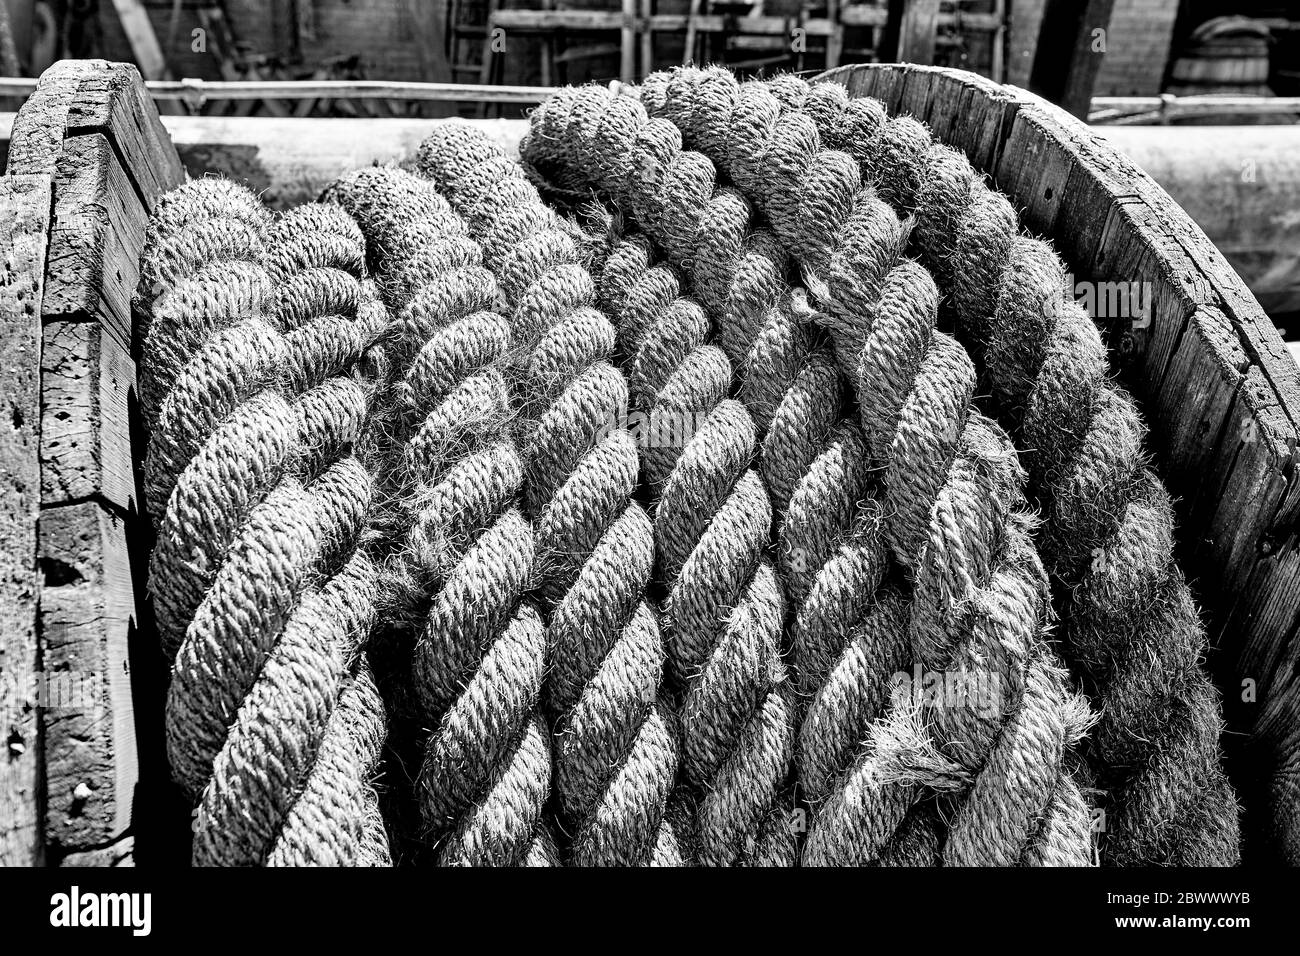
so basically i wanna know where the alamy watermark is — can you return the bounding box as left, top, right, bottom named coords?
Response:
left=889, top=664, right=1005, bottom=720
left=1, top=670, right=102, bottom=743
left=593, top=406, right=713, bottom=449
left=50, top=887, right=151, bottom=936
left=1056, top=272, right=1152, bottom=329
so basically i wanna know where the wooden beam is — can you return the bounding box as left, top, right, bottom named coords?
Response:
left=0, top=0, right=21, bottom=76
left=108, top=0, right=169, bottom=80
left=18, top=78, right=559, bottom=107
left=896, top=0, right=941, bottom=65
left=1029, top=0, right=1117, bottom=119
left=621, top=0, right=636, bottom=85
left=3, top=58, right=186, bottom=866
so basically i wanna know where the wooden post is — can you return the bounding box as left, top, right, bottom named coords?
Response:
left=621, top=0, right=636, bottom=84
left=825, top=0, right=842, bottom=70
left=895, top=0, right=940, bottom=65
left=108, top=0, right=169, bottom=79
left=640, top=0, right=654, bottom=78
left=1029, top=0, right=1116, bottom=118
left=683, top=0, right=702, bottom=66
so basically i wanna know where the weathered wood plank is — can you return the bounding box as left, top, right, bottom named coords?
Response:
left=41, top=321, right=136, bottom=514
left=895, top=0, right=941, bottom=66
left=5, top=59, right=182, bottom=209
left=43, top=133, right=146, bottom=353
left=38, top=501, right=137, bottom=856
left=5, top=59, right=184, bottom=868
left=995, top=106, right=1076, bottom=237
left=4, top=62, right=84, bottom=176
left=63, top=63, right=184, bottom=206
left=0, top=172, right=51, bottom=867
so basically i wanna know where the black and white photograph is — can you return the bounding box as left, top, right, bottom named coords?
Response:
left=0, top=0, right=1292, bottom=936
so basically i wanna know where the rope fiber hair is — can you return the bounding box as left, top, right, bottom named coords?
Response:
left=325, top=166, right=559, bottom=867
left=524, top=84, right=1094, bottom=865
left=640, top=66, right=1240, bottom=866
left=136, top=181, right=391, bottom=866
left=418, top=124, right=791, bottom=866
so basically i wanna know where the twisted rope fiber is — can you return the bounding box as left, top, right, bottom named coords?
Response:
left=530, top=155, right=955, bottom=866
left=571, top=175, right=956, bottom=862
left=638, top=72, right=1101, bottom=865
left=597, top=229, right=951, bottom=866
left=417, top=126, right=726, bottom=866
left=326, top=166, right=558, bottom=867
left=526, top=83, right=1094, bottom=865
left=522, top=91, right=966, bottom=866
left=727, top=72, right=1242, bottom=866
left=136, top=183, right=392, bottom=865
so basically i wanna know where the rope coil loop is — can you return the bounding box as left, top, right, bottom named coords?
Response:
left=526, top=82, right=1094, bottom=866
left=686, top=68, right=1242, bottom=867
left=137, top=180, right=391, bottom=866
left=417, top=125, right=699, bottom=866
left=326, top=166, right=558, bottom=867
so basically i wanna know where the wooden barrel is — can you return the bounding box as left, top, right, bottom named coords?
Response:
left=3, top=58, right=1298, bottom=866
left=820, top=62, right=1300, bottom=865
left=1168, top=16, right=1273, bottom=96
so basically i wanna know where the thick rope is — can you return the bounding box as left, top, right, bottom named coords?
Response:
left=416, top=125, right=721, bottom=866
left=663, top=69, right=1242, bottom=866
left=325, top=166, right=558, bottom=867
left=526, top=83, right=1094, bottom=865
left=137, top=184, right=391, bottom=865
left=599, top=237, right=952, bottom=865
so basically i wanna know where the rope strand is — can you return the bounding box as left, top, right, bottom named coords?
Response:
left=417, top=126, right=702, bottom=865
left=726, top=71, right=1241, bottom=866
left=526, top=82, right=1094, bottom=865
left=137, top=183, right=390, bottom=865
left=326, top=166, right=558, bottom=867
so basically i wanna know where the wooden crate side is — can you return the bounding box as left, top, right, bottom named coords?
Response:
left=5, top=59, right=185, bottom=866
left=63, top=63, right=183, bottom=208
left=0, top=173, right=51, bottom=867
left=5, top=59, right=180, bottom=212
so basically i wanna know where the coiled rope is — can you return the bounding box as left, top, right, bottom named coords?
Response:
left=325, top=166, right=558, bottom=867
left=598, top=234, right=949, bottom=866
left=644, top=67, right=1240, bottom=866
left=525, top=84, right=1094, bottom=865
left=418, top=124, right=788, bottom=866
left=136, top=181, right=391, bottom=865
left=573, top=175, right=942, bottom=862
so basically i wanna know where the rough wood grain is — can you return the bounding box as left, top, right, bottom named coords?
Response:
left=43, top=133, right=145, bottom=353
left=6, top=59, right=182, bottom=208
left=38, top=501, right=137, bottom=853
left=41, top=321, right=136, bottom=514
left=894, top=0, right=941, bottom=65
left=0, top=172, right=50, bottom=867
